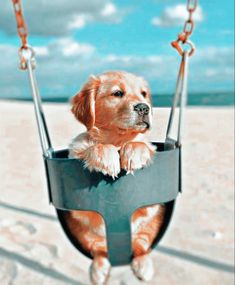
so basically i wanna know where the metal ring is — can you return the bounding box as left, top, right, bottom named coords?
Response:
left=182, top=40, right=195, bottom=56
left=171, top=39, right=195, bottom=57
left=18, top=45, right=36, bottom=70
left=18, top=45, right=35, bottom=61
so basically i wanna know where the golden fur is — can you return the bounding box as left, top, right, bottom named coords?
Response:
left=64, top=71, right=165, bottom=284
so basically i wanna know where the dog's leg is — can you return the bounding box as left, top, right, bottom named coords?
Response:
left=65, top=212, right=110, bottom=285
left=120, top=142, right=156, bottom=174
left=131, top=234, right=155, bottom=282
left=131, top=219, right=155, bottom=281
left=90, top=240, right=111, bottom=285
left=131, top=205, right=165, bottom=281
left=73, top=143, right=120, bottom=179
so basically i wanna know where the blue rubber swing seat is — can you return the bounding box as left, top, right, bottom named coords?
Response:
left=46, top=141, right=181, bottom=266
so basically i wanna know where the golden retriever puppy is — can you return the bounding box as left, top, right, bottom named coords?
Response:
left=66, top=71, right=165, bottom=285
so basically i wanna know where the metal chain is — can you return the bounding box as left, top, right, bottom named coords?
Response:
left=12, top=0, right=28, bottom=48
left=11, top=0, right=52, bottom=156
left=12, top=0, right=36, bottom=70
left=171, top=0, right=198, bottom=56
left=12, top=0, right=197, bottom=61
left=166, top=1, right=197, bottom=145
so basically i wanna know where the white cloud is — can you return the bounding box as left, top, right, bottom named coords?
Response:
left=205, top=68, right=217, bottom=78
left=68, top=16, right=86, bottom=30
left=193, top=46, right=234, bottom=66
left=0, top=0, right=124, bottom=36
left=152, top=4, right=203, bottom=27
left=219, top=30, right=234, bottom=36
left=51, top=38, right=95, bottom=57
left=34, top=46, right=50, bottom=57
left=189, top=46, right=234, bottom=91
left=101, top=3, right=117, bottom=16
left=0, top=43, right=233, bottom=100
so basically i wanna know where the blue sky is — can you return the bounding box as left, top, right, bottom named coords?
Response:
left=0, top=0, right=234, bottom=98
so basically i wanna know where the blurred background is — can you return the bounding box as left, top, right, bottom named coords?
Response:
left=0, top=1, right=234, bottom=285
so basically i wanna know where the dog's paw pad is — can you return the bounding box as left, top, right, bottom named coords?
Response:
left=132, top=255, right=154, bottom=282
left=90, top=257, right=111, bottom=285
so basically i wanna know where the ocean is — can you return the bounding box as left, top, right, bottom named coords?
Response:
left=152, top=91, right=235, bottom=107
left=1, top=91, right=234, bottom=106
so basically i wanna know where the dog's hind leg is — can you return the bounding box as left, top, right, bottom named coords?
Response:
left=131, top=205, right=165, bottom=281
left=131, top=233, right=155, bottom=282
left=90, top=240, right=111, bottom=285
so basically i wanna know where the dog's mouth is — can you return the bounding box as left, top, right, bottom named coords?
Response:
left=136, top=114, right=151, bottom=129
left=116, top=112, right=151, bottom=133
left=136, top=121, right=150, bottom=129
left=118, top=120, right=150, bottom=133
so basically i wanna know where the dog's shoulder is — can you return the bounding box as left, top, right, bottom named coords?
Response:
left=69, top=132, right=95, bottom=157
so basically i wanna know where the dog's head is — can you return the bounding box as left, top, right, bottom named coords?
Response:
left=71, top=71, right=152, bottom=134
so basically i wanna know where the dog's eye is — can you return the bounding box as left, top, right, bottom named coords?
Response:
left=112, top=90, right=124, bottom=97
left=141, top=91, right=147, bottom=97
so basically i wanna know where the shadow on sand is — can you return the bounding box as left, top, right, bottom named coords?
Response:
left=0, top=247, right=86, bottom=285
left=1, top=200, right=234, bottom=275
left=157, top=245, right=234, bottom=274
left=0, top=200, right=57, bottom=221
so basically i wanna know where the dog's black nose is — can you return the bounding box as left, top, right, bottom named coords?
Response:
left=134, top=103, right=150, bottom=115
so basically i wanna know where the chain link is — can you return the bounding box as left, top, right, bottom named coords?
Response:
left=187, top=0, right=197, bottom=12
left=12, top=0, right=28, bottom=48
left=12, top=0, right=36, bottom=70
left=171, top=0, right=198, bottom=56
left=12, top=0, right=197, bottom=59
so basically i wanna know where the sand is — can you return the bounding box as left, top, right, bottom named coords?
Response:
left=0, top=101, right=234, bottom=285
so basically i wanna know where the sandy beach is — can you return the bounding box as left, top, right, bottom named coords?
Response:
left=0, top=101, right=234, bottom=285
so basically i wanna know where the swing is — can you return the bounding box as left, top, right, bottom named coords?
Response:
left=12, top=0, right=197, bottom=266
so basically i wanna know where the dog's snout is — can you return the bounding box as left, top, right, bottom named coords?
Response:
left=134, top=103, right=150, bottom=115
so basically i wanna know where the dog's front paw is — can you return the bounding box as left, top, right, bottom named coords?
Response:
left=120, top=142, right=155, bottom=174
left=84, top=144, right=120, bottom=179
left=90, top=256, right=111, bottom=285
left=132, top=254, right=154, bottom=282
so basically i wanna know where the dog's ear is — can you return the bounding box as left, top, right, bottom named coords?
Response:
left=71, top=75, right=100, bottom=130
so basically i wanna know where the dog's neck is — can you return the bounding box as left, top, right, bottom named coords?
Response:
left=88, top=127, right=145, bottom=147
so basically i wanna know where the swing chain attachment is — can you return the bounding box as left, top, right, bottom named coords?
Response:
left=18, top=45, right=36, bottom=70
left=171, top=0, right=198, bottom=56
left=12, top=0, right=36, bottom=70
left=11, top=0, right=53, bottom=158
left=165, top=51, right=189, bottom=148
